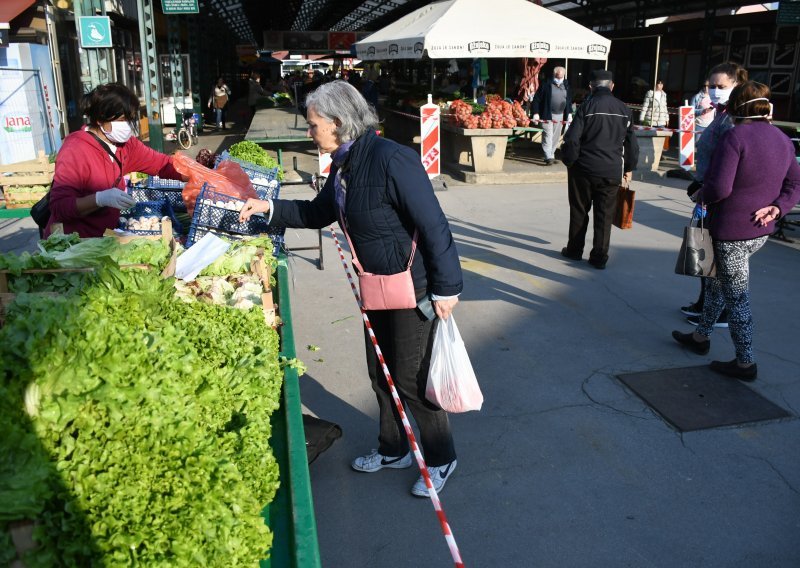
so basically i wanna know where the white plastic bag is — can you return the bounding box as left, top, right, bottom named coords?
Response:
left=426, top=316, right=483, bottom=413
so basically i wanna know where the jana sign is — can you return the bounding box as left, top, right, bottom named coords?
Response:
left=161, top=0, right=200, bottom=14
left=78, top=16, right=112, bottom=48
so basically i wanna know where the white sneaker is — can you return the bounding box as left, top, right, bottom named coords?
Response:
left=351, top=449, right=413, bottom=472
left=411, top=460, right=457, bottom=497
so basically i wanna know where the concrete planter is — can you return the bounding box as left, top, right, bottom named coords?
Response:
left=442, top=123, right=514, bottom=174
left=635, top=130, right=672, bottom=173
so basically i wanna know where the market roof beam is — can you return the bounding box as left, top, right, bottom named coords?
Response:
left=292, top=0, right=331, bottom=31
left=542, top=0, right=772, bottom=25
left=330, top=0, right=406, bottom=32
left=356, top=0, right=428, bottom=31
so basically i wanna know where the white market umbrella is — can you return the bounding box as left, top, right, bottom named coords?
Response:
left=354, top=0, right=610, bottom=61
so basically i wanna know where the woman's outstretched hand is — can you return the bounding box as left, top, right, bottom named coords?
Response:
left=239, top=198, right=270, bottom=222
left=753, top=205, right=780, bottom=227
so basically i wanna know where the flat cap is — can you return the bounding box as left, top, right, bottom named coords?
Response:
left=590, top=69, right=613, bottom=82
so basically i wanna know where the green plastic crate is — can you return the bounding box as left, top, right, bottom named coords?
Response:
left=261, top=256, right=322, bottom=568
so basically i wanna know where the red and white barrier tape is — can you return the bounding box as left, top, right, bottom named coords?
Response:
left=532, top=118, right=693, bottom=133
left=329, top=226, right=464, bottom=567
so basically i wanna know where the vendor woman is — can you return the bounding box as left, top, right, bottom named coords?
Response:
left=46, top=83, right=183, bottom=238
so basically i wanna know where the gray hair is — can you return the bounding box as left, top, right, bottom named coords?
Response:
left=553, top=66, right=566, bottom=76
left=305, top=80, right=379, bottom=143
left=591, top=79, right=613, bottom=89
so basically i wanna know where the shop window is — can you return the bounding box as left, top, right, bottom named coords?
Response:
left=776, top=26, right=798, bottom=44
left=773, top=44, right=797, bottom=67
left=729, top=28, right=748, bottom=64
left=750, top=25, right=773, bottom=43
left=770, top=72, right=792, bottom=95
left=747, top=45, right=771, bottom=67
left=750, top=70, right=770, bottom=85
left=709, top=45, right=726, bottom=67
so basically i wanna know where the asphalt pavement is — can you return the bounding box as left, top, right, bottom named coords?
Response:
left=2, top=118, right=798, bottom=567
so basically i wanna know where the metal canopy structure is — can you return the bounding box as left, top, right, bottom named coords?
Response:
left=244, top=0, right=773, bottom=33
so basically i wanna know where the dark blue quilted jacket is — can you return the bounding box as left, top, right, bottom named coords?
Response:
left=270, top=130, right=463, bottom=296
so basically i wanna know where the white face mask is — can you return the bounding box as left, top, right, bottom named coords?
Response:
left=101, top=121, right=134, bottom=144
left=553, top=77, right=564, bottom=86
left=730, top=97, right=771, bottom=120
left=708, top=86, right=734, bottom=106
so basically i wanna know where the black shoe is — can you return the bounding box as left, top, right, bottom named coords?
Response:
left=710, top=359, right=757, bottom=381
left=671, top=330, right=710, bottom=355
left=680, top=301, right=703, bottom=316
left=561, top=247, right=582, bottom=261
left=687, top=312, right=729, bottom=328
left=544, top=159, right=553, bottom=166
left=587, top=257, right=607, bottom=270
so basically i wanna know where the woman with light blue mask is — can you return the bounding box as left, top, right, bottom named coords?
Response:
left=672, top=81, right=800, bottom=380
left=679, top=61, right=749, bottom=327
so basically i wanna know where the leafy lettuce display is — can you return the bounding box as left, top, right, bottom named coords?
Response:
left=227, top=141, right=285, bottom=181
left=0, top=245, right=283, bottom=565
left=0, top=234, right=173, bottom=294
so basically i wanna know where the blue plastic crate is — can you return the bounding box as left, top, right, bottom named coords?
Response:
left=144, top=176, right=185, bottom=190
left=119, top=200, right=183, bottom=235
left=215, top=150, right=280, bottom=182
left=186, top=222, right=284, bottom=256
left=127, top=186, right=186, bottom=213
left=253, top=179, right=281, bottom=200
left=127, top=177, right=187, bottom=212
left=191, top=184, right=270, bottom=237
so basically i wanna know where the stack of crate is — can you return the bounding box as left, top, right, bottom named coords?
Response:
left=0, top=151, right=55, bottom=209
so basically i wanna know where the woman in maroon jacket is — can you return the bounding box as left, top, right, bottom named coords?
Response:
left=672, top=82, right=800, bottom=380
left=46, top=84, right=182, bottom=238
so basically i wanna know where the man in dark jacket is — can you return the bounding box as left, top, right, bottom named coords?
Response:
left=560, top=69, right=639, bottom=269
left=530, top=66, right=572, bottom=165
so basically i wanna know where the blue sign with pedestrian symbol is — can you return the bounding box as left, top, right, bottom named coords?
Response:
left=79, top=16, right=112, bottom=48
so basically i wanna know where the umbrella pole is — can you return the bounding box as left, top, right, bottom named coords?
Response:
left=503, top=59, right=507, bottom=99
left=431, top=59, right=434, bottom=92
left=653, top=35, right=661, bottom=89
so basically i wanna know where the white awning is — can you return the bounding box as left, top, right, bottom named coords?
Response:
left=354, top=0, right=610, bottom=61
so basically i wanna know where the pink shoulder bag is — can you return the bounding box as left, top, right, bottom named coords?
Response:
left=340, top=221, right=419, bottom=311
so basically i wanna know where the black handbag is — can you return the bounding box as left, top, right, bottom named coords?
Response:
left=303, top=414, right=342, bottom=464
left=675, top=212, right=717, bottom=278
left=30, top=192, right=51, bottom=230
left=31, top=132, right=124, bottom=234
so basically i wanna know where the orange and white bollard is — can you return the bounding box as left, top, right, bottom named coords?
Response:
left=679, top=102, right=695, bottom=170
left=318, top=149, right=332, bottom=178
left=420, top=94, right=441, bottom=179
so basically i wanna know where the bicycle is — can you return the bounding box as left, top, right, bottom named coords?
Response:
left=174, top=107, right=199, bottom=150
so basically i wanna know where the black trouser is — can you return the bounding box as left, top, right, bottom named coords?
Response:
left=363, top=299, right=456, bottom=467
left=565, top=171, right=619, bottom=264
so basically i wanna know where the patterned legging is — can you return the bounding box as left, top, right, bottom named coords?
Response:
left=696, top=236, right=769, bottom=363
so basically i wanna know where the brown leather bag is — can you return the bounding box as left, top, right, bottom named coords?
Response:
left=613, top=181, right=635, bottom=230
left=213, top=94, right=228, bottom=109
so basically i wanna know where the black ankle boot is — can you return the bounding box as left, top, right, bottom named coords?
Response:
left=671, top=331, right=710, bottom=355
left=710, top=359, right=757, bottom=381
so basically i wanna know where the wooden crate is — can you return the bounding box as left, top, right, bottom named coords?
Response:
left=0, top=151, right=55, bottom=209
left=0, top=150, right=55, bottom=186
left=0, top=238, right=179, bottom=327
left=4, top=187, right=49, bottom=208
left=252, top=251, right=277, bottom=327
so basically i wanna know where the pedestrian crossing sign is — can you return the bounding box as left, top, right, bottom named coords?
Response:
left=79, top=16, right=112, bottom=49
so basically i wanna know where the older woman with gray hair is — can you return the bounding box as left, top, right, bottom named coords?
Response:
left=239, top=80, right=463, bottom=497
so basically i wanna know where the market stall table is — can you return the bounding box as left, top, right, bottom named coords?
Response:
left=0, top=207, right=32, bottom=219
left=245, top=106, right=313, bottom=169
